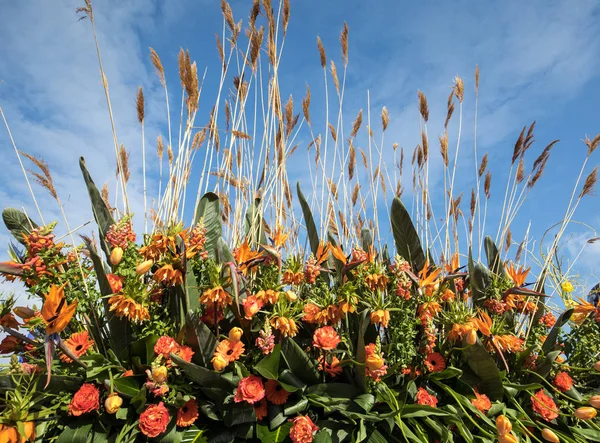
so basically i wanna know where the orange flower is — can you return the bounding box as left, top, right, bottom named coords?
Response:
left=553, top=372, right=573, bottom=392
left=234, top=375, right=265, bottom=404
left=270, top=316, right=298, bottom=337
left=234, top=241, right=262, bottom=275
left=290, top=415, right=319, bottom=443
left=139, top=402, right=170, bottom=438
left=256, top=289, right=279, bottom=305
left=0, top=313, right=19, bottom=329
left=272, top=226, right=290, bottom=248
left=315, top=305, right=341, bottom=325
left=0, top=336, right=20, bottom=354
left=176, top=399, right=199, bottom=427
left=312, top=326, right=341, bottom=351
left=200, top=286, right=232, bottom=308
left=106, top=274, right=123, bottom=293
left=494, top=335, right=523, bottom=353
left=473, top=310, right=492, bottom=336
left=60, top=331, right=94, bottom=363
left=265, top=379, right=290, bottom=405
left=108, top=295, right=150, bottom=323
left=444, top=253, right=460, bottom=273
left=365, top=273, right=388, bottom=291
left=243, top=295, right=263, bottom=319
left=175, top=345, right=194, bottom=363
left=441, top=288, right=455, bottom=302
left=418, top=261, right=441, bottom=293
left=214, top=339, right=245, bottom=363
left=68, top=383, right=100, bottom=416
left=424, top=352, right=446, bottom=373
left=330, top=244, right=347, bottom=264
left=283, top=270, right=304, bottom=285
left=253, top=398, right=268, bottom=420
left=471, top=390, right=491, bottom=413
left=415, top=387, right=438, bottom=408
left=370, top=309, right=390, bottom=328
left=318, top=355, right=342, bottom=376
left=153, top=264, right=183, bottom=286
left=154, top=336, right=179, bottom=359
left=41, top=284, right=78, bottom=335
left=303, top=303, right=321, bottom=323
left=531, top=390, right=559, bottom=422
left=418, top=301, right=441, bottom=318
left=505, top=262, right=530, bottom=287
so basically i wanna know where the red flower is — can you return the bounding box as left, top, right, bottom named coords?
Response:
left=139, top=402, right=170, bottom=438
left=265, top=379, right=290, bottom=405
left=68, top=383, right=100, bottom=416
left=553, top=372, right=573, bottom=392
left=415, top=387, right=438, bottom=408
left=531, top=390, right=559, bottom=422
left=175, top=345, right=194, bottom=363
left=253, top=398, right=268, bottom=420
left=234, top=375, right=265, bottom=404
left=0, top=336, right=20, bottom=354
left=154, top=336, right=179, bottom=359
left=0, top=313, right=19, bottom=329
left=106, top=274, right=123, bottom=293
left=424, top=352, right=446, bottom=373
left=312, top=326, right=341, bottom=351
left=176, top=399, right=199, bottom=427
left=290, top=415, right=319, bottom=443
left=471, top=390, right=491, bottom=413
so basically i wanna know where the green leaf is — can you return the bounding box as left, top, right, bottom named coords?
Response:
left=390, top=197, right=426, bottom=271
left=56, top=422, right=93, bottom=443
left=429, top=366, right=462, bottom=380
left=355, top=309, right=368, bottom=392
left=281, top=338, right=320, bottom=385
left=255, top=343, right=281, bottom=380
left=130, top=334, right=159, bottom=366
left=80, top=353, right=120, bottom=381
left=468, top=248, right=491, bottom=308
left=284, top=398, right=308, bottom=415
left=313, top=431, right=333, bottom=443
left=572, top=427, right=600, bottom=442
left=171, top=354, right=235, bottom=389
left=484, top=236, right=505, bottom=276
left=2, top=208, right=38, bottom=245
left=297, top=182, right=319, bottom=255
left=462, top=340, right=503, bottom=401
left=278, top=369, right=305, bottom=393
left=184, top=311, right=218, bottom=367
left=131, top=385, right=148, bottom=413
left=353, top=394, right=375, bottom=412
left=0, top=375, right=83, bottom=393
left=360, top=228, right=373, bottom=251
left=111, top=376, right=142, bottom=398
left=194, top=192, right=221, bottom=260
left=534, top=350, right=562, bottom=378
left=256, top=422, right=292, bottom=443
left=365, top=429, right=388, bottom=443
left=267, top=403, right=287, bottom=430
left=245, top=198, right=268, bottom=247
left=307, top=383, right=360, bottom=399
left=216, top=237, right=235, bottom=263
left=180, top=427, right=208, bottom=443
left=400, top=404, right=450, bottom=418
left=542, top=308, right=573, bottom=355
left=80, top=157, right=115, bottom=258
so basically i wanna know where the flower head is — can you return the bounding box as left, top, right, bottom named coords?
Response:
left=253, top=398, right=268, bottom=420
left=214, top=339, right=245, bottom=364
left=153, top=264, right=183, bottom=286
left=318, top=355, right=342, bottom=377
left=553, top=372, right=573, bottom=392
left=243, top=295, right=263, bottom=319
left=108, top=295, right=149, bottom=323
left=471, top=390, right=491, bottom=413
left=234, top=375, right=265, bottom=404
left=312, top=326, right=341, bottom=351
left=415, top=387, right=438, bottom=408
left=139, top=402, right=170, bottom=438
left=200, top=286, right=232, bottom=308
left=177, top=399, right=199, bottom=427
left=424, top=352, right=446, bottom=373
left=60, top=331, right=94, bottom=363
left=290, top=415, right=319, bottom=443
left=256, top=330, right=275, bottom=355
left=265, top=379, right=290, bottom=405
left=531, top=390, right=559, bottom=422
left=270, top=316, right=298, bottom=337
left=41, top=284, right=78, bottom=334
left=68, top=383, right=100, bottom=416
left=370, top=309, right=390, bottom=327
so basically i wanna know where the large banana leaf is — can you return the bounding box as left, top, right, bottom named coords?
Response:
left=390, top=198, right=426, bottom=271
left=297, top=182, right=319, bottom=256
left=2, top=207, right=38, bottom=245
left=484, top=236, right=505, bottom=277
left=462, top=339, right=504, bottom=401
left=194, top=192, right=221, bottom=260
left=468, top=248, right=491, bottom=308
left=184, top=311, right=218, bottom=367
left=79, top=157, right=115, bottom=259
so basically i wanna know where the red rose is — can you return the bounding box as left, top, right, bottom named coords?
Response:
left=68, top=383, right=100, bottom=416
left=531, top=390, right=559, bottom=422
left=290, top=415, right=319, bottom=443
left=234, top=375, right=265, bottom=404
left=139, top=402, right=170, bottom=438
left=552, top=372, right=573, bottom=392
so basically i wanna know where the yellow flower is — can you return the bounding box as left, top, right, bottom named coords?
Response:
left=152, top=366, right=168, bottom=383
left=105, top=393, right=123, bottom=414
left=212, top=354, right=228, bottom=371
left=574, top=407, right=597, bottom=420
left=561, top=281, right=574, bottom=293
left=228, top=327, right=243, bottom=343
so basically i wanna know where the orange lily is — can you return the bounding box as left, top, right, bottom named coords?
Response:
left=505, top=262, right=530, bottom=287
left=41, top=284, right=78, bottom=335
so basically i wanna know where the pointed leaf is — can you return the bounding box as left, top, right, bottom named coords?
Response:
left=390, top=198, right=426, bottom=271
left=185, top=311, right=218, bottom=367
left=255, top=343, right=281, bottom=380
left=2, top=208, right=38, bottom=245
left=484, top=236, right=505, bottom=276
left=194, top=192, right=221, bottom=260
left=462, top=340, right=503, bottom=401
left=541, top=308, right=573, bottom=355
left=297, top=182, right=319, bottom=255
left=281, top=337, right=320, bottom=385
left=245, top=198, right=267, bottom=247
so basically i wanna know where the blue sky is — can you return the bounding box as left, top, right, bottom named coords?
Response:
left=1, top=0, right=600, bottom=302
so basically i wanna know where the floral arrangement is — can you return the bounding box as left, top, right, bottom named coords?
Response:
left=1, top=1, right=600, bottom=442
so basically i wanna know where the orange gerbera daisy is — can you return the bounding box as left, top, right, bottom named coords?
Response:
left=200, top=286, right=232, bottom=308
left=153, top=264, right=183, bottom=286
left=505, top=262, right=530, bottom=287
left=424, top=352, right=446, bottom=373
left=214, top=339, right=245, bottom=363
left=265, top=379, right=290, bottom=405
left=471, top=390, right=492, bottom=413
left=108, top=295, right=150, bottom=323
left=318, top=355, right=343, bottom=377
left=60, top=331, right=94, bottom=363
left=270, top=316, right=298, bottom=337
left=253, top=399, right=268, bottom=420
left=176, top=399, right=199, bottom=427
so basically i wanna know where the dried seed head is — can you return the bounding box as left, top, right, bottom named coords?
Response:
left=478, top=153, right=488, bottom=177
left=216, top=34, right=226, bottom=70
left=136, top=86, right=144, bottom=124
left=231, top=130, right=251, bottom=140
left=340, top=22, right=349, bottom=66
left=302, top=84, right=311, bottom=126
left=505, top=229, right=512, bottom=253
left=351, top=110, right=363, bottom=138
left=439, top=132, right=449, bottom=167
left=580, top=166, right=598, bottom=198
left=381, top=106, right=389, bottom=132
left=348, top=139, right=356, bottom=180
left=585, top=133, right=600, bottom=155
left=118, top=145, right=130, bottom=183
left=330, top=60, right=340, bottom=95
left=454, top=76, right=464, bottom=103
left=157, top=135, right=164, bottom=159
left=317, top=36, right=326, bottom=68
left=328, top=122, right=337, bottom=143
left=101, top=183, right=110, bottom=209
left=21, top=151, right=58, bottom=200
left=249, top=26, right=264, bottom=71
left=418, top=90, right=429, bottom=123
left=149, top=48, right=165, bottom=87
left=352, top=183, right=361, bottom=206
left=282, top=0, right=290, bottom=35
left=484, top=171, right=492, bottom=198
left=249, top=0, right=260, bottom=28
left=225, top=101, right=231, bottom=131
left=359, top=148, right=368, bottom=169
left=192, top=128, right=208, bottom=149
left=515, top=240, right=524, bottom=262
left=475, top=65, right=480, bottom=92
left=393, top=142, right=399, bottom=151
left=516, top=157, right=525, bottom=184
left=470, top=188, right=476, bottom=218
left=221, top=0, right=236, bottom=37
left=167, top=145, right=174, bottom=164
left=512, top=126, right=526, bottom=164
left=421, top=130, right=428, bottom=161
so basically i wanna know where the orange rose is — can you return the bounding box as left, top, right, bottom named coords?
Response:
left=290, top=415, right=319, bottom=443
left=531, top=390, right=559, bottom=422
left=243, top=295, right=263, bottom=319
left=234, top=375, right=265, bottom=404
left=68, top=383, right=100, bottom=416
left=312, top=326, right=341, bottom=351
left=139, top=402, right=170, bottom=438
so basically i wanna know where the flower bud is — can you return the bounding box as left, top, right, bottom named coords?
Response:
left=466, top=329, right=477, bottom=345
left=13, top=307, right=35, bottom=320
left=136, top=260, right=154, bottom=275
left=589, top=395, right=600, bottom=408
left=151, top=366, right=168, bottom=384
left=110, top=247, right=123, bottom=266
left=594, top=361, right=600, bottom=372
left=496, top=415, right=512, bottom=435
left=574, top=406, right=597, bottom=420
left=212, top=354, right=228, bottom=371
left=285, top=290, right=297, bottom=302
left=498, top=434, right=518, bottom=443
left=104, top=393, right=123, bottom=414
left=228, top=327, right=243, bottom=343
left=541, top=428, right=560, bottom=443
left=366, top=353, right=385, bottom=371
